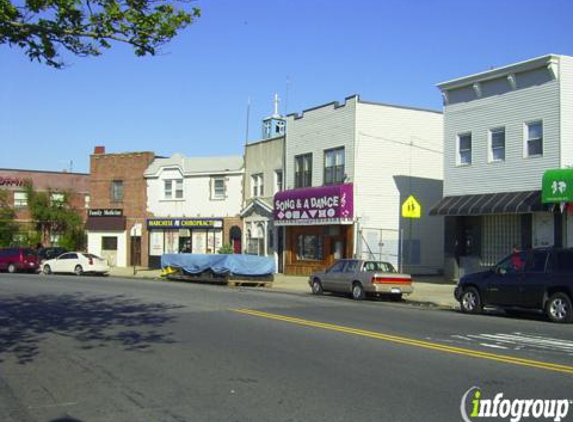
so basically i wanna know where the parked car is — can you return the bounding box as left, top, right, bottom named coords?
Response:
left=0, top=247, right=40, bottom=273
left=309, top=259, right=413, bottom=300
left=455, top=247, right=573, bottom=323
left=37, top=247, right=68, bottom=263
left=42, top=252, right=110, bottom=276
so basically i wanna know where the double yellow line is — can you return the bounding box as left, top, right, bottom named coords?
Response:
left=233, top=308, right=573, bottom=375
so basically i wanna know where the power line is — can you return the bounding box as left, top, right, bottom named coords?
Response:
left=358, top=131, right=443, bottom=155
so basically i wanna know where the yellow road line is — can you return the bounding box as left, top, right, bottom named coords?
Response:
left=232, top=308, right=573, bottom=375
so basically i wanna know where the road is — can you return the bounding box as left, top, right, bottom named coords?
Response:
left=0, top=273, right=571, bottom=422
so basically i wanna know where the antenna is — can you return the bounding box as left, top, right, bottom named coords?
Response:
left=245, top=96, right=251, bottom=145
left=284, top=75, right=290, bottom=115
left=273, top=93, right=280, bottom=118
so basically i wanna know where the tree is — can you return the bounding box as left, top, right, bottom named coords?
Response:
left=0, top=0, right=200, bottom=68
left=0, top=189, right=18, bottom=247
left=24, top=183, right=85, bottom=250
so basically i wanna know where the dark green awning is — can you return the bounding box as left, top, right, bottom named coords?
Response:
left=542, top=169, right=573, bottom=203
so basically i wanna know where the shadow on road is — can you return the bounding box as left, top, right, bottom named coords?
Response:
left=0, top=293, right=183, bottom=364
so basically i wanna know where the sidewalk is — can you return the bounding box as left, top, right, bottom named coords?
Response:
left=109, top=267, right=459, bottom=309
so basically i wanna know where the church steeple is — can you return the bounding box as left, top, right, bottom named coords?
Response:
left=262, top=93, right=286, bottom=139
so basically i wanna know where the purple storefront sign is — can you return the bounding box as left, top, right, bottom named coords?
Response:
left=274, top=184, right=354, bottom=226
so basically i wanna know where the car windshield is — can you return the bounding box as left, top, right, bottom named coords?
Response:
left=362, top=261, right=396, bottom=273
left=23, top=249, right=36, bottom=257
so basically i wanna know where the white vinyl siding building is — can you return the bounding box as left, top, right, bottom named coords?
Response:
left=282, top=95, right=444, bottom=275
left=434, top=54, right=573, bottom=280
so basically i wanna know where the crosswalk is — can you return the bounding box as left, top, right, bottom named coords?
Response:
left=449, top=332, right=573, bottom=355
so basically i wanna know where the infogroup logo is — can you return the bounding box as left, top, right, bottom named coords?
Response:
left=460, top=387, right=572, bottom=422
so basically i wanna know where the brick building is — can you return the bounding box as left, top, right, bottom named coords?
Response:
left=86, top=147, right=154, bottom=267
left=0, top=168, right=89, bottom=245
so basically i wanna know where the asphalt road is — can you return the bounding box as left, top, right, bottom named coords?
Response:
left=0, top=273, right=571, bottom=422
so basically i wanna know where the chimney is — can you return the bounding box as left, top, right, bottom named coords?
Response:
left=94, top=146, right=106, bottom=155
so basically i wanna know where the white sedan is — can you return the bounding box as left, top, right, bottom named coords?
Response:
left=42, top=252, right=110, bottom=276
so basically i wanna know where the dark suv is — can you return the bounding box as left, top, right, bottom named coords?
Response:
left=0, top=248, right=40, bottom=273
left=455, top=248, right=573, bottom=323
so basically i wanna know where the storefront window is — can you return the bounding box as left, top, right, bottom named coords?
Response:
left=297, top=234, right=323, bottom=261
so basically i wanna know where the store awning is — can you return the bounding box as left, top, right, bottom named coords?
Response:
left=85, top=216, right=126, bottom=231
left=429, top=190, right=545, bottom=216
left=542, top=169, right=573, bottom=203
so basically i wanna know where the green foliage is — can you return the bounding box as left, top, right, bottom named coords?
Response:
left=217, top=243, right=234, bottom=254
left=24, top=183, right=84, bottom=250
left=0, top=0, right=200, bottom=68
left=0, top=189, right=17, bottom=247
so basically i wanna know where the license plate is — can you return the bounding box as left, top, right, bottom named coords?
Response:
left=391, top=288, right=402, bottom=294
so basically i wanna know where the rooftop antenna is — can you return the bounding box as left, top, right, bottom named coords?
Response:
left=245, top=96, right=251, bottom=145
left=272, top=93, right=280, bottom=118
left=284, top=75, right=290, bottom=115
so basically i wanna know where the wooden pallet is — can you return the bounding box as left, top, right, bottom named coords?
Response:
left=227, top=280, right=272, bottom=288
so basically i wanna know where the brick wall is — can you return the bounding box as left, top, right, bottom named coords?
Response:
left=89, top=151, right=155, bottom=267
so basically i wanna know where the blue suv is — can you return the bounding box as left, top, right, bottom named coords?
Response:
left=455, top=248, right=573, bottom=323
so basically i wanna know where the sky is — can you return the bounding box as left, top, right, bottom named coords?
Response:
left=1, top=0, right=573, bottom=174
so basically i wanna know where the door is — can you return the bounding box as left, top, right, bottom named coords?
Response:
left=321, top=260, right=346, bottom=292
left=484, top=252, right=526, bottom=306
left=533, top=213, right=554, bottom=248
left=336, top=259, right=360, bottom=293
left=519, top=250, right=550, bottom=308
left=130, top=236, right=141, bottom=266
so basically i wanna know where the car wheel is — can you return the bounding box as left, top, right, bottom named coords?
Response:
left=7, top=263, right=16, bottom=274
left=74, top=265, right=83, bottom=276
left=43, top=265, right=52, bottom=275
left=460, top=287, right=482, bottom=314
left=351, top=282, right=365, bottom=301
left=311, top=279, right=323, bottom=295
left=546, top=293, right=573, bottom=323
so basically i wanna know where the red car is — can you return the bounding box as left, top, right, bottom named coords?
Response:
left=0, top=248, right=40, bottom=273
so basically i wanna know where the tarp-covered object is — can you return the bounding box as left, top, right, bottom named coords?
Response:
left=161, top=254, right=275, bottom=277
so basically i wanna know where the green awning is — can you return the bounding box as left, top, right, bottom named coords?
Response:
left=542, top=169, right=573, bottom=203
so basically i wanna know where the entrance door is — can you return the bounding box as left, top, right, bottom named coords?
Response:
left=533, top=213, right=554, bottom=248
left=130, top=236, right=141, bottom=266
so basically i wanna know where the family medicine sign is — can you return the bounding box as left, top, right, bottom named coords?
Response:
left=273, top=184, right=354, bottom=226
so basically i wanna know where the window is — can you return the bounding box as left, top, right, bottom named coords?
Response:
left=458, top=133, right=472, bottom=165
left=526, top=121, right=543, bottom=157
left=296, top=234, right=323, bottom=261
left=13, top=191, right=27, bottom=209
left=525, top=251, right=548, bottom=273
left=111, top=180, right=124, bottom=202
left=164, top=179, right=183, bottom=200
left=324, top=147, right=345, bottom=185
left=489, top=127, right=505, bottom=162
left=295, top=154, right=312, bottom=188
left=102, top=237, right=118, bottom=250
left=251, top=174, right=263, bottom=197
left=550, top=251, right=573, bottom=273
left=344, top=260, right=360, bottom=273
left=51, top=193, right=65, bottom=205
left=85, top=195, right=90, bottom=209
left=274, top=170, right=283, bottom=194
left=327, top=260, right=346, bottom=273
left=211, top=177, right=226, bottom=200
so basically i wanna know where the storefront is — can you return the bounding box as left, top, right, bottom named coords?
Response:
left=147, top=218, right=224, bottom=268
left=85, top=209, right=127, bottom=267
left=274, top=184, right=354, bottom=276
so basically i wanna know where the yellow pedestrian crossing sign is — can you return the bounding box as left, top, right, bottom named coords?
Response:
left=402, top=195, right=421, bottom=218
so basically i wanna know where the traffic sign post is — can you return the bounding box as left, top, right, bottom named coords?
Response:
left=401, top=195, right=422, bottom=270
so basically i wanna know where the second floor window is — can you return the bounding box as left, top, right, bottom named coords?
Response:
left=111, top=180, right=124, bottom=202
left=526, top=121, right=543, bottom=157
left=458, top=133, right=472, bottom=166
left=274, top=170, right=283, bottom=194
left=295, top=153, right=312, bottom=188
left=212, top=177, right=226, bottom=200
left=490, top=127, right=505, bottom=162
left=164, top=179, right=183, bottom=199
left=324, top=147, right=345, bottom=185
left=50, top=192, right=65, bottom=205
left=13, top=191, right=27, bottom=209
left=251, top=174, right=264, bottom=197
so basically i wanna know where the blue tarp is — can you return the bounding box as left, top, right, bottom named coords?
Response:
left=161, top=254, right=276, bottom=277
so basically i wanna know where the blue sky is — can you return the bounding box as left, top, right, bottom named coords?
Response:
left=1, top=0, right=573, bottom=173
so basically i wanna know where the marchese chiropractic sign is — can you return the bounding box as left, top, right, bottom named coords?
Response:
left=273, top=184, right=353, bottom=226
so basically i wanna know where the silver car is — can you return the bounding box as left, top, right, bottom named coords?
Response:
left=308, top=259, right=413, bottom=300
